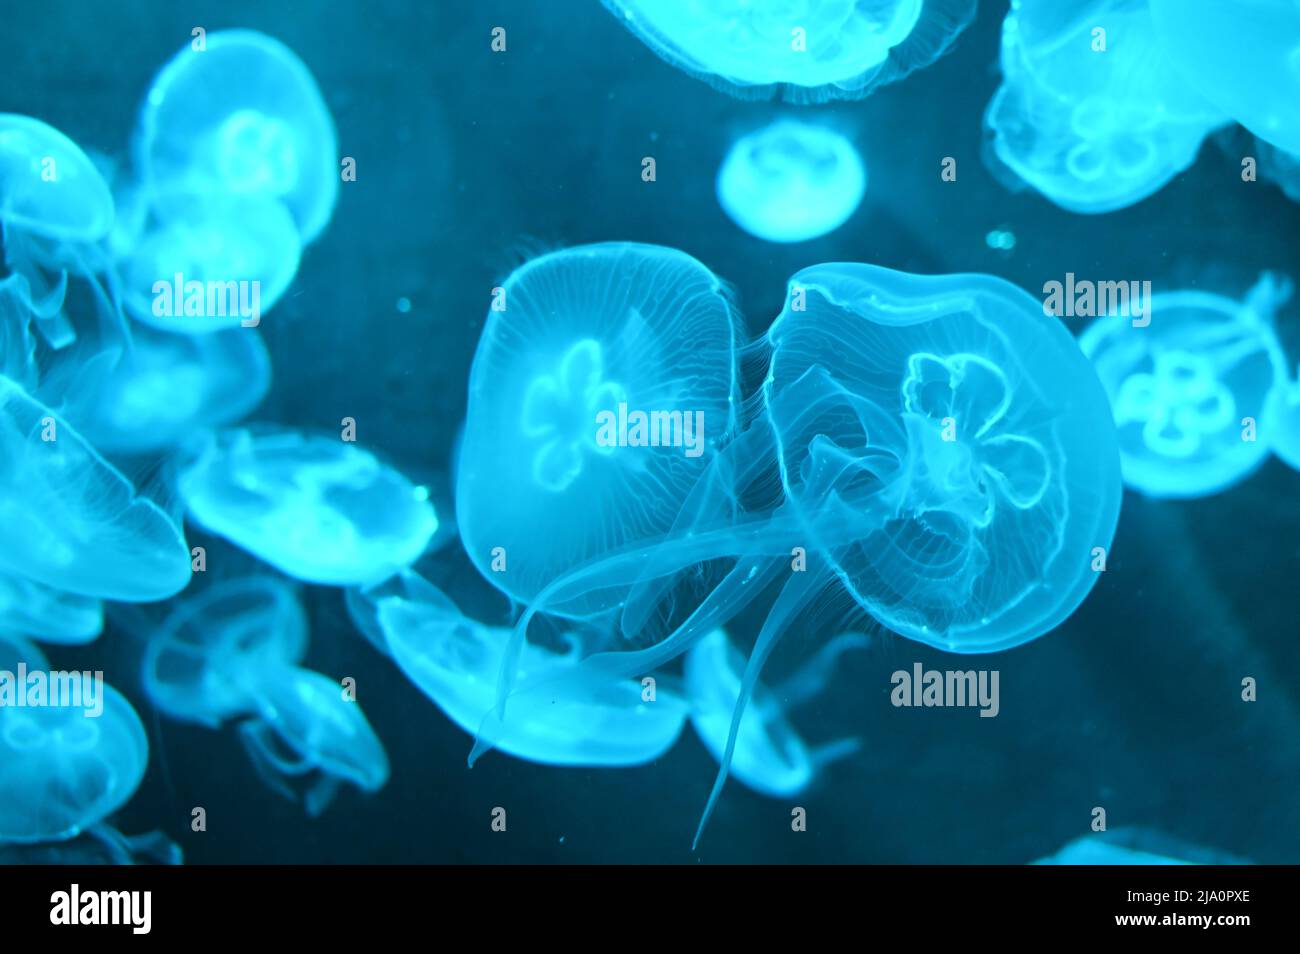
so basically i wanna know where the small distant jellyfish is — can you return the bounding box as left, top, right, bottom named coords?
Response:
left=984, top=0, right=1227, bottom=213
left=601, top=0, right=976, bottom=103
left=1079, top=274, right=1291, bottom=498
left=135, top=29, right=339, bottom=243
left=0, top=572, right=103, bottom=646
left=177, top=427, right=438, bottom=586
left=716, top=119, right=866, bottom=243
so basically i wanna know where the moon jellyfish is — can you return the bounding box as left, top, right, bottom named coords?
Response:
left=1150, top=0, right=1300, bottom=156
left=456, top=242, right=742, bottom=616
left=0, top=376, right=191, bottom=601
left=0, top=573, right=103, bottom=646
left=135, top=29, right=339, bottom=243
left=1034, top=829, right=1250, bottom=865
left=686, top=629, right=863, bottom=796
left=601, top=0, right=976, bottom=103
left=178, top=427, right=438, bottom=586
left=984, top=0, right=1227, bottom=213
left=1079, top=274, right=1291, bottom=498
left=716, top=120, right=866, bottom=243
left=358, top=571, right=688, bottom=766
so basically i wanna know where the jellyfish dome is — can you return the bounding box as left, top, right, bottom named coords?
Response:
left=0, top=677, right=148, bottom=845
left=456, top=242, right=742, bottom=616
left=0, top=375, right=192, bottom=601
left=1150, top=0, right=1300, bottom=156
left=0, top=572, right=103, bottom=646
left=984, top=0, right=1227, bottom=214
left=716, top=119, right=866, bottom=243
left=178, top=427, right=438, bottom=586
left=602, top=0, right=975, bottom=102
left=135, top=29, right=339, bottom=243
left=0, top=113, right=114, bottom=244
left=1079, top=274, right=1291, bottom=498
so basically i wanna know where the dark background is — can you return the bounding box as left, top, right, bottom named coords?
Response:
left=3, top=0, right=1298, bottom=863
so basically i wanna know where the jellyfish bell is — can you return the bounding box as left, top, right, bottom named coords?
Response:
left=177, top=426, right=438, bottom=586
left=0, top=572, right=103, bottom=646
left=1079, top=273, right=1291, bottom=498
left=602, top=0, right=975, bottom=103
left=135, top=29, right=339, bottom=243
left=716, top=119, right=867, bottom=243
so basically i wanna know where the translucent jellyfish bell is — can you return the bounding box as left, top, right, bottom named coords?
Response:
left=984, top=0, right=1227, bottom=214
left=178, top=427, right=438, bottom=586
left=601, top=0, right=976, bottom=102
left=0, top=375, right=192, bottom=601
left=0, top=572, right=103, bottom=646
left=716, top=119, right=866, bottom=243
left=456, top=242, right=742, bottom=616
left=135, top=29, right=339, bottom=243
left=0, top=113, right=114, bottom=244
left=1079, top=274, right=1291, bottom=498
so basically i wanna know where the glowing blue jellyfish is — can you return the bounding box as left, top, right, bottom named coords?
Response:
left=240, top=665, right=390, bottom=817
left=0, top=274, right=38, bottom=387
left=984, top=0, right=1227, bottom=213
left=0, top=573, right=103, bottom=646
left=0, top=669, right=149, bottom=845
left=456, top=242, right=742, bottom=616
left=178, top=427, right=438, bottom=586
left=135, top=29, right=339, bottom=243
left=357, top=571, right=688, bottom=766
left=602, top=0, right=976, bottom=102
left=1150, top=0, right=1300, bottom=156
left=1, top=826, right=181, bottom=865
left=686, top=629, right=863, bottom=796
left=716, top=119, right=866, bottom=243
left=0, top=375, right=191, bottom=601
left=1034, top=829, right=1250, bottom=865
left=1079, top=274, right=1291, bottom=498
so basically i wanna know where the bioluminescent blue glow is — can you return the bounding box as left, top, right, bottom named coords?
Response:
left=601, top=0, right=976, bottom=103
left=178, top=427, right=438, bottom=586
left=0, top=573, right=103, bottom=646
left=456, top=242, right=742, bottom=617
left=135, top=29, right=339, bottom=243
left=984, top=0, right=1227, bottom=214
left=1079, top=273, right=1291, bottom=498
left=716, top=119, right=866, bottom=243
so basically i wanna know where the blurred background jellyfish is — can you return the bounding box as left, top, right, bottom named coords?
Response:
left=716, top=119, right=866, bottom=243
left=456, top=242, right=742, bottom=617
left=134, top=29, right=339, bottom=244
left=0, top=375, right=191, bottom=601
left=1079, top=274, right=1291, bottom=498
left=1150, top=0, right=1300, bottom=156
left=178, top=427, right=438, bottom=586
left=0, top=572, right=103, bottom=646
left=601, top=0, right=976, bottom=103
left=984, top=0, right=1227, bottom=214
left=685, top=629, right=863, bottom=796
left=1034, top=828, right=1251, bottom=864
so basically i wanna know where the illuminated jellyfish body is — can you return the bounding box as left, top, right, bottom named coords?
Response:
left=0, top=375, right=191, bottom=601
left=601, top=0, right=976, bottom=103
left=482, top=264, right=1122, bottom=842
left=44, top=324, right=271, bottom=454
left=716, top=119, right=867, bottom=243
left=141, top=575, right=308, bottom=728
left=1079, top=274, right=1291, bottom=498
left=685, top=629, right=864, bottom=796
left=0, top=274, right=38, bottom=387
left=0, top=572, right=103, bottom=646
left=456, top=242, right=742, bottom=616
left=0, top=826, right=181, bottom=865
left=0, top=114, right=119, bottom=347
left=118, top=189, right=301, bottom=333
left=0, top=664, right=149, bottom=845
left=1150, top=0, right=1300, bottom=156
left=984, top=0, right=1227, bottom=214
left=356, top=571, right=688, bottom=766
left=1034, top=829, right=1249, bottom=865
left=178, top=427, right=438, bottom=586
left=135, top=29, right=339, bottom=243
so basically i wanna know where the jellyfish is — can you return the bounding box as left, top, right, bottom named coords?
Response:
left=1079, top=273, right=1291, bottom=498
left=686, top=629, right=864, bottom=796
left=716, top=119, right=866, bottom=243
left=0, top=666, right=149, bottom=845
left=0, top=572, right=103, bottom=646
left=0, top=825, right=181, bottom=865
left=1252, top=136, right=1300, bottom=204
left=239, top=665, right=390, bottom=817
left=1150, top=0, right=1300, bottom=156
left=134, top=29, right=339, bottom=243
left=0, top=375, right=191, bottom=601
left=456, top=242, right=743, bottom=617
left=1034, top=828, right=1250, bottom=865
left=601, top=0, right=976, bottom=103
left=984, top=0, right=1227, bottom=214
left=0, top=274, right=38, bottom=387
left=177, top=427, right=438, bottom=586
